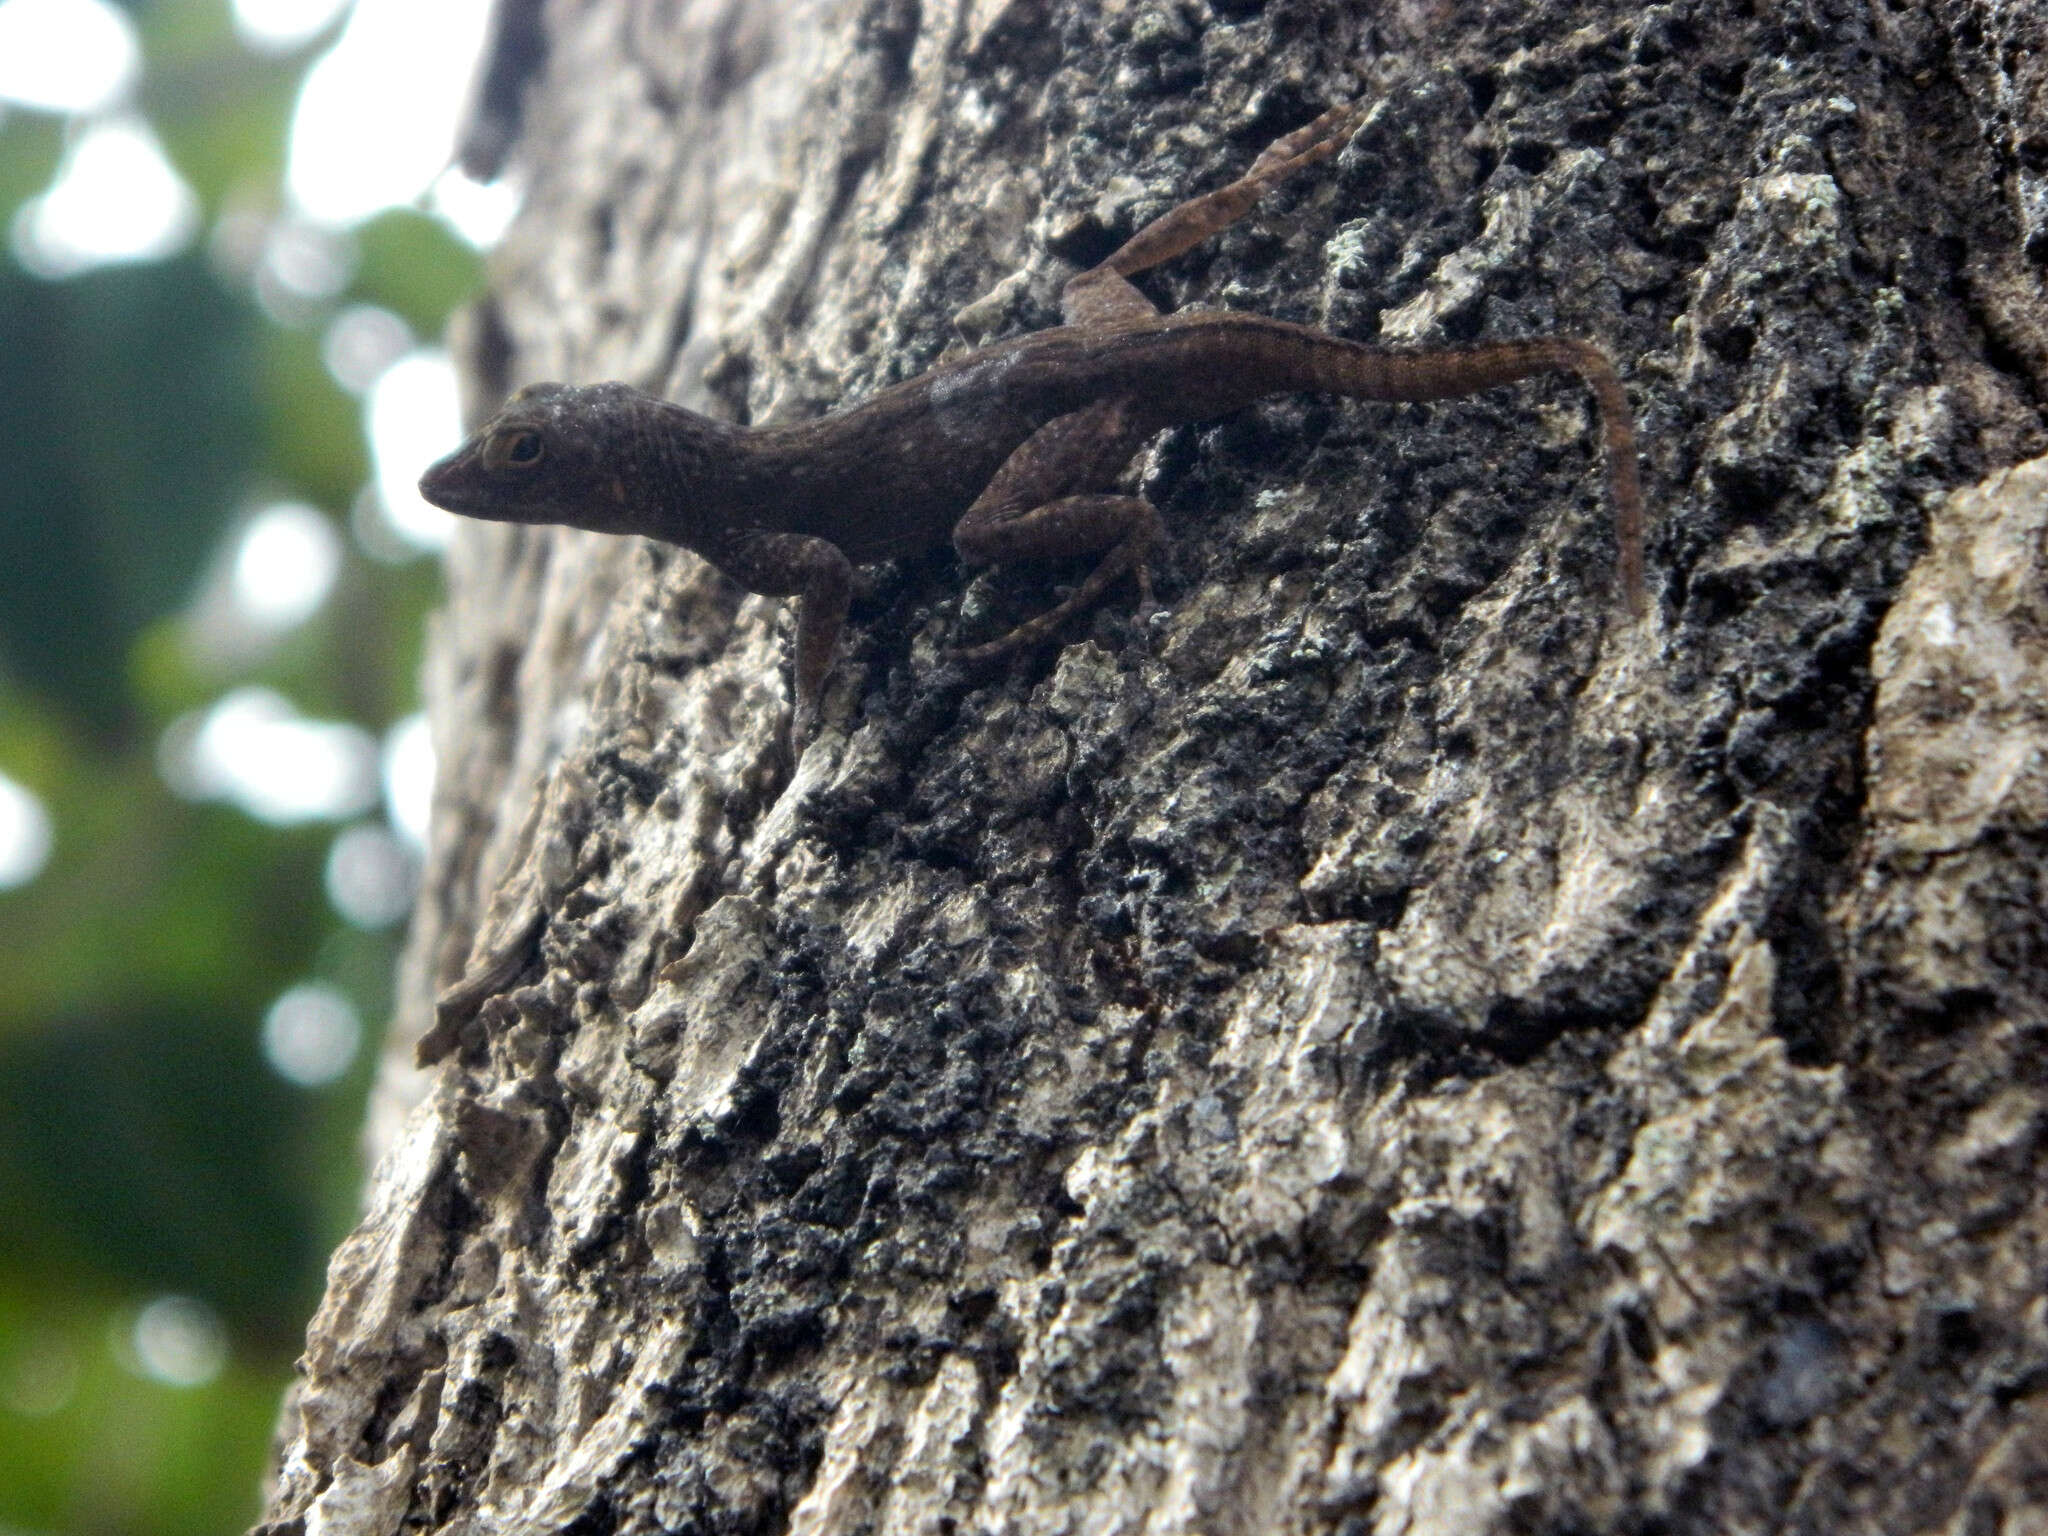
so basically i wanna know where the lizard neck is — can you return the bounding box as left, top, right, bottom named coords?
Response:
left=586, top=393, right=752, bottom=550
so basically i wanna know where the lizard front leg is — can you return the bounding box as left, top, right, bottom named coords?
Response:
left=952, top=397, right=1167, bottom=659
left=721, top=531, right=853, bottom=749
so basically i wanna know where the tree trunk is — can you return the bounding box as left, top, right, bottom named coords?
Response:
left=258, top=1, right=2048, bottom=1532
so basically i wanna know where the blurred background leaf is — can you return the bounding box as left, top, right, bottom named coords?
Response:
left=0, top=255, right=260, bottom=733
left=0, top=0, right=501, bottom=1530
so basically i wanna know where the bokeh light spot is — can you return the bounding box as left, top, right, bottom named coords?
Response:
left=382, top=713, right=435, bottom=849
left=232, top=501, right=342, bottom=633
left=253, top=216, right=356, bottom=324
left=0, top=770, right=54, bottom=890
left=1, top=1333, right=79, bottom=1418
left=12, top=115, right=200, bottom=278
left=324, top=821, right=416, bottom=929
left=322, top=303, right=413, bottom=395
left=129, top=1297, right=227, bottom=1389
left=162, top=687, right=380, bottom=825
left=261, top=982, right=363, bottom=1086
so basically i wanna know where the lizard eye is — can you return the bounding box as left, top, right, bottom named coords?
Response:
left=486, top=428, right=545, bottom=469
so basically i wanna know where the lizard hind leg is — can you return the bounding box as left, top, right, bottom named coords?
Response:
left=1063, top=100, right=1368, bottom=330
left=951, top=396, right=1168, bottom=660
left=953, top=494, right=1166, bottom=662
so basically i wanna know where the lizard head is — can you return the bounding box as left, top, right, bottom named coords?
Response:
left=418, top=381, right=665, bottom=535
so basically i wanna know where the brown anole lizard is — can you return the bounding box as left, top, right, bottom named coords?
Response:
left=420, top=105, right=1645, bottom=749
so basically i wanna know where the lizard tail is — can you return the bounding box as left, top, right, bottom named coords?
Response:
left=1300, top=335, right=1645, bottom=617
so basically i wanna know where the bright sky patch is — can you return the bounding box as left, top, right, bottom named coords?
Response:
left=367, top=349, right=462, bottom=551
left=0, top=0, right=137, bottom=114
left=231, top=0, right=349, bottom=55
left=285, top=0, right=496, bottom=228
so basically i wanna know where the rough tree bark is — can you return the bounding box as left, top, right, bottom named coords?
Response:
left=259, top=1, right=2048, bottom=1532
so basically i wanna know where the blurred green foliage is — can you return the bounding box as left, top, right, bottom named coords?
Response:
left=0, top=2, right=482, bottom=1532
left=0, top=256, right=260, bottom=733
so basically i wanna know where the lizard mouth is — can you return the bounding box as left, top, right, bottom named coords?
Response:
left=417, top=451, right=477, bottom=513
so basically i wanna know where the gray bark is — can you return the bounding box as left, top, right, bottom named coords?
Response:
left=260, top=1, right=2048, bottom=1533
